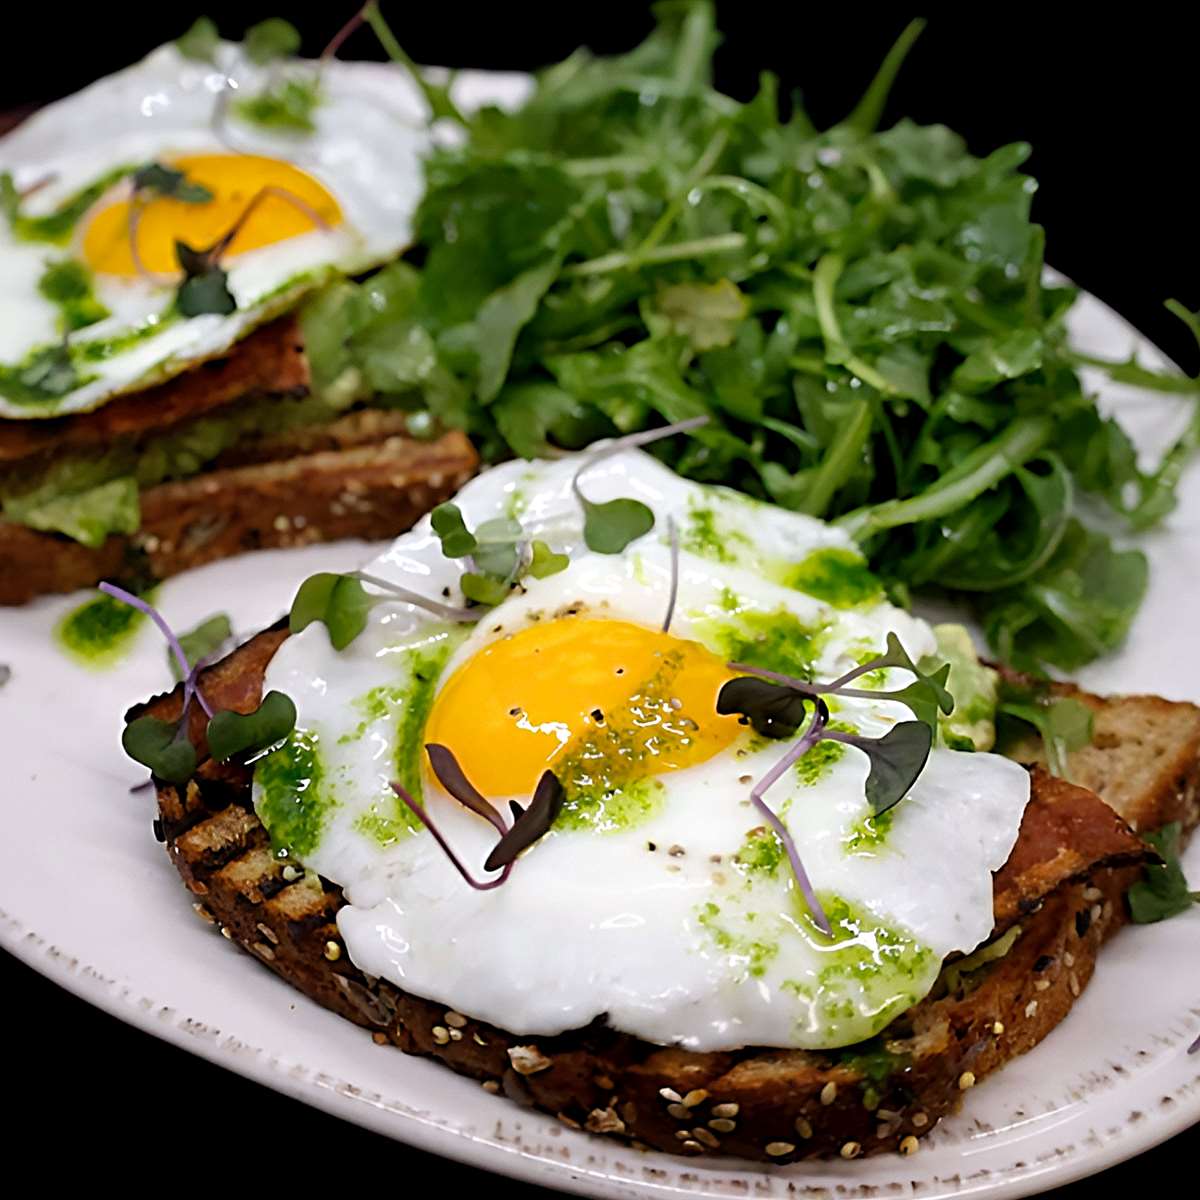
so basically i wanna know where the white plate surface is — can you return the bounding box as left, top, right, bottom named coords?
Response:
left=0, top=89, right=1197, bottom=1198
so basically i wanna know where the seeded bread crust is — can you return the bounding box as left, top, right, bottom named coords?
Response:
left=0, top=430, right=478, bottom=605
left=133, top=629, right=1195, bottom=1163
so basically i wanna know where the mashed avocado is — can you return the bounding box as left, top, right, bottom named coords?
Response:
left=0, top=389, right=350, bottom=547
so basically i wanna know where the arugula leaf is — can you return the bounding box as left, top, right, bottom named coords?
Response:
left=289, top=572, right=373, bottom=650
left=475, top=256, right=561, bottom=404
left=1127, top=823, right=1200, bottom=924
left=528, top=540, right=569, bottom=578
left=132, top=163, right=213, bottom=204
left=171, top=613, right=232, bottom=681
left=177, top=16, right=219, bottom=62
left=242, top=17, right=301, bottom=65
left=206, top=690, right=297, bottom=762
left=651, top=279, right=748, bottom=351
left=313, top=2, right=1199, bottom=674
left=997, top=679, right=1095, bottom=778
left=362, top=1, right=464, bottom=124
left=122, top=716, right=197, bottom=785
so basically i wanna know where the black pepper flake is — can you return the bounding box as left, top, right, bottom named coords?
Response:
left=591, top=708, right=604, bottom=723
left=151, top=818, right=165, bottom=843
left=441, top=587, right=451, bottom=598
left=647, top=841, right=658, bottom=852
left=1075, top=908, right=1092, bottom=937
left=1033, top=955, right=1054, bottom=973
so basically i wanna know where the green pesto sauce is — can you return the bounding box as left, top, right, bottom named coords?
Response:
left=844, top=808, right=895, bottom=853
left=781, top=893, right=937, bottom=1046
left=700, top=877, right=937, bottom=1047
left=786, top=547, right=882, bottom=609
left=794, top=736, right=846, bottom=786
left=557, top=776, right=664, bottom=833
left=734, top=826, right=786, bottom=877
left=56, top=590, right=147, bottom=668
left=10, top=165, right=134, bottom=244
left=342, top=630, right=465, bottom=848
left=551, top=647, right=702, bottom=834
left=701, top=607, right=830, bottom=682
left=73, top=309, right=179, bottom=363
left=682, top=505, right=746, bottom=564
left=38, top=260, right=110, bottom=333
left=255, top=729, right=330, bottom=858
left=698, top=900, right=779, bottom=978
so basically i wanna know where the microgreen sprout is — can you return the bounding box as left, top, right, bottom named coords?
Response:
left=170, top=183, right=331, bottom=316
left=289, top=570, right=477, bottom=652
left=572, top=416, right=709, bottom=554
left=390, top=779, right=512, bottom=892
left=391, top=743, right=565, bottom=892
left=719, top=633, right=951, bottom=933
left=429, top=503, right=561, bottom=604
left=100, top=584, right=296, bottom=783
left=99, top=583, right=212, bottom=716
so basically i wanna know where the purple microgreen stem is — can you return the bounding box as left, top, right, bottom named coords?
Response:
left=1190, top=1029, right=1200, bottom=1055
left=320, top=4, right=369, bottom=69
left=662, top=516, right=680, bottom=633
left=390, top=779, right=512, bottom=891
left=98, top=583, right=214, bottom=717
left=748, top=698, right=833, bottom=936
left=353, top=571, right=478, bottom=622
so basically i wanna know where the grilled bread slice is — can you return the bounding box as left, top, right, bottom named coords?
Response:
left=0, top=319, right=480, bottom=605
left=131, top=628, right=1200, bottom=1162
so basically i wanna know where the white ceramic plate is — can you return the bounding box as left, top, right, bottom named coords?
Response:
left=1, top=69, right=1197, bottom=1191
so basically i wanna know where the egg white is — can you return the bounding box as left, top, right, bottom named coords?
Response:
left=258, top=450, right=1030, bottom=1051
left=0, top=42, right=527, bottom=418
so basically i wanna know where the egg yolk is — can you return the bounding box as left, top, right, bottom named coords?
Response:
left=423, top=618, right=741, bottom=800
left=81, top=154, right=342, bottom=277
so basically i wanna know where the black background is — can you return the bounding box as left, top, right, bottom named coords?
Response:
left=1, top=3, right=1196, bottom=1190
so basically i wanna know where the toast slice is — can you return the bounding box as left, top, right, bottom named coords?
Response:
left=0, top=318, right=480, bottom=605
left=131, top=628, right=1200, bottom=1162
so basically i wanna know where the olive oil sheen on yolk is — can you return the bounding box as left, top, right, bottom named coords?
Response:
left=423, top=617, right=741, bottom=800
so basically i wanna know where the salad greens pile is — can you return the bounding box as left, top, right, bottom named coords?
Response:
left=298, top=2, right=1198, bottom=674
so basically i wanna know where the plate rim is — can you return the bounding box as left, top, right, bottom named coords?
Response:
left=3, top=894, right=1198, bottom=1200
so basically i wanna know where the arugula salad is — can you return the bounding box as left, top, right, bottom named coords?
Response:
left=298, top=2, right=1199, bottom=676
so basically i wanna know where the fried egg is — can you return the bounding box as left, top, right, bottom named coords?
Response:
left=0, top=40, right=432, bottom=417
left=257, top=450, right=1030, bottom=1051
